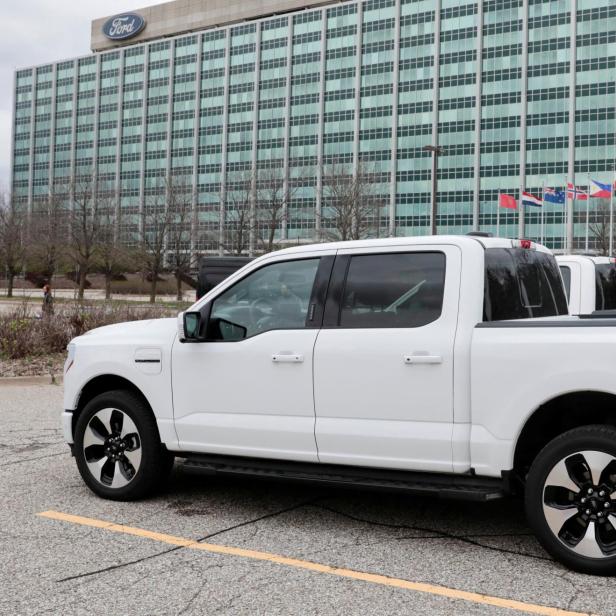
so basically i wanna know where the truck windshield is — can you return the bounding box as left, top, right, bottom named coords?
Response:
left=483, top=248, right=568, bottom=321
left=595, top=264, right=616, bottom=310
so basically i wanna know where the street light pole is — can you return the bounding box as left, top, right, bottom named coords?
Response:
left=424, top=145, right=444, bottom=235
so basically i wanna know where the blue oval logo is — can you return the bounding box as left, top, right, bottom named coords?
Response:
left=103, top=13, right=146, bottom=41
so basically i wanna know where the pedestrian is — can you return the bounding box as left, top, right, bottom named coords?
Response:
left=42, top=283, right=54, bottom=316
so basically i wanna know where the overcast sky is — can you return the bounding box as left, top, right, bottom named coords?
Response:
left=0, top=0, right=162, bottom=191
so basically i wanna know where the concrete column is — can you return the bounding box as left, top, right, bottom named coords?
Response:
left=567, top=0, right=578, bottom=252
left=249, top=23, right=263, bottom=256
left=92, top=54, right=102, bottom=199
left=69, top=61, right=78, bottom=209
left=282, top=15, right=294, bottom=242
left=472, top=1, right=484, bottom=232
left=47, top=64, right=58, bottom=201
left=518, top=0, right=529, bottom=239
left=163, top=42, right=177, bottom=260
left=388, top=0, right=401, bottom=237
left=139, top=45, right=151, bottom=238
left=114, top=50, right=126, bottom=241
left=219, top=31, right=232, bottom=255
left=27, top=70, right=36, bottom=217
left=429, top=0, right=441, bottom=234
left=352, top=0, right=364, bottom=177
left=191, top=34, right=204, bottom=256
left=315, top=8, right=327, bottom=241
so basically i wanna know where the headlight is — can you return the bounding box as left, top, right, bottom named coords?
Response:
left=64, top=343, right=76, bottom=375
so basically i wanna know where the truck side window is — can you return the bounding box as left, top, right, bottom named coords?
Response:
left=483, top=249, right=568, bottom=321
left=559, top=266, right=571, bottom=302
left=595, top=264, right=616, bottom=310
left=338, top=252, right=446, bottom=328
left=207, top=258, right=320, bottom=340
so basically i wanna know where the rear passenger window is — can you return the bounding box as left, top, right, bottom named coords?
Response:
left=339, top=252, right=446, bottom=328
left=483, top=249, right=568, bottom=321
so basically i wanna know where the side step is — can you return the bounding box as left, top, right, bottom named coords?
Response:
left=181, top=454, right=506, bottom=502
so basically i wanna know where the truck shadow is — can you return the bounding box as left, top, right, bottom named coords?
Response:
left=162, top=465, right=549, bottom=565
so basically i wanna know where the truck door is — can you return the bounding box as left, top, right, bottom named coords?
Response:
left=313, top=245, right=460, bottom=472
left=172, top=254, right=334, bottom=462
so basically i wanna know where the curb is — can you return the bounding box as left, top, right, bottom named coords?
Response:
left=0, top=375, right=63, bottom=387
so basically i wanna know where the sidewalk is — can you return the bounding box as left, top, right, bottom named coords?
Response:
left=0, top=288, right=195, bottom=303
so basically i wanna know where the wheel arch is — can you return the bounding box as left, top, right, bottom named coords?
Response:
left=514, top=390, right=616, bottom=479
left=72, top=374, right=158, bottom=441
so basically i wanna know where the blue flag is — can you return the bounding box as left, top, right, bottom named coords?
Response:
left=543, top=188, right=566, bottom=204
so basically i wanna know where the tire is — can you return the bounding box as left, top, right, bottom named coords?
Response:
left=74, top=389, right=174, bottom=501
left=525, top=425, right=616, bottom=575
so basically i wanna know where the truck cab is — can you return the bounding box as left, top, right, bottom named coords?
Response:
left=556, top=254, right=616, bottom=315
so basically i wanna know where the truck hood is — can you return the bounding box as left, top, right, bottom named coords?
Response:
left=72, top=317, right=178, bottom=345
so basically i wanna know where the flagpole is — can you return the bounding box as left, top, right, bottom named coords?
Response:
left=541, top=180, right=545, bottom=245
left=610, top=169, right=615, bottom=256
left=564, top=188, right=567, bottom=252
left=585, top=173, right=590, bottom=252
left=497, top=200, right=500, bottom=237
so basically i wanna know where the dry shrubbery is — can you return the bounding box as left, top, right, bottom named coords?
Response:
left=0, top=303, right=177, bottom=360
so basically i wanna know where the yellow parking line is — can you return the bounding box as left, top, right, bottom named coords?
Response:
left=38, top=510, right=597, bottom=616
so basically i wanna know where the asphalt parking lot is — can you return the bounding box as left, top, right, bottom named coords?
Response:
left=1, top=383, right=614, bottom=616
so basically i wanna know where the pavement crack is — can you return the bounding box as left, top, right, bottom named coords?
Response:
left=55, top=496, right=320, bottom=583
left=311, top=504, right=551, bottom=563
left=0, top=451, right=66, bottom=468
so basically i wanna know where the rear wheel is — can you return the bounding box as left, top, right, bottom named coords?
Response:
left=74, top=390, right=173, bottom=501
left=525, top=425, right=616, bottom=575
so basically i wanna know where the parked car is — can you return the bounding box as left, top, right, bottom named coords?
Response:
left=63, top=235, right=616, bottom=574
left=195, top=256, right=253, bottom=300
left=557, top=254, right=616, bottom=315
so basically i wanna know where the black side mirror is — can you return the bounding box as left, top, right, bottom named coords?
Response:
left=179, top=311, right=203, bottom=342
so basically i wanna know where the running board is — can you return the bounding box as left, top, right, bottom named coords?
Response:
left=181, top=454, right=506, bottom=502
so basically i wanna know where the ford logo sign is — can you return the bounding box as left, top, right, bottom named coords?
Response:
left=102, top=13, right=146, bottom=41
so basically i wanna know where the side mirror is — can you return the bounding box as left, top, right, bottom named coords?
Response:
left=178, top=311, right=203, bottom=343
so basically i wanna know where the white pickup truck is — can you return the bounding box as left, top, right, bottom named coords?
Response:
left=557, top=254, right=616, bottom=315
left=63, top=236, right=616, bottom=575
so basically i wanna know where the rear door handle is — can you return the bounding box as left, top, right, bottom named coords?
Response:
left=272, top=353, right=304, bottom=363
left=404, top=354, right=443, bottom=365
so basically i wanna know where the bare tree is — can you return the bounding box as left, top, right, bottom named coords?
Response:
left=96, top=206, right=133, bottom=300
left=27, top=186, right=69, bottom=284
left=222, top=171, right=253, bottom=256
left=67, top=174, right=109, bottom=300
left=0, top=193, right=26, bottom=297
left=139, top=183, right=172, bottom=303
left=166, top=173, right=195, bottom=301
left=321, top=160, right=383, bottom=241
left=590, top=201, right=616, bottom=255
left=255, top=167, right=289, bottom=254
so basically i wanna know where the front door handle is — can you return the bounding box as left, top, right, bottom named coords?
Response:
left=272, top=353, right=304, bottom=363
left=404, top=354, right=442, bottom=365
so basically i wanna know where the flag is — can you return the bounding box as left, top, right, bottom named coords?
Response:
left=522, top=192, right=542, bottom=207
left=589, top=179, right=612, bottom=199
left=499, top=193, right=517, bottom=209
left=544, top=188, right=566, bottom=204
left=567, top=183, right=588, bottom=200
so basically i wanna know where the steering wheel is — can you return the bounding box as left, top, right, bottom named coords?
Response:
left=249, top=297, right=275, bottom=328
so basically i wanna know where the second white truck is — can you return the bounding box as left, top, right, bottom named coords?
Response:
left=62, top=236, right=616, bottom=574
left=557, top=254, right=616, bottom=315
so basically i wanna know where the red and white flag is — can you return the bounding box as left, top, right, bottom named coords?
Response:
left=567, top=183, right=588, bottom=201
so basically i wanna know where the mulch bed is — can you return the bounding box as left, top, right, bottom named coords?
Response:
left=0, top=354, right=65, bottom=378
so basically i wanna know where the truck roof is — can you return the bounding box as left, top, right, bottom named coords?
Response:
left=556, top=254, right=616, bottom=265
left=255, top=235, right=552, bottom=259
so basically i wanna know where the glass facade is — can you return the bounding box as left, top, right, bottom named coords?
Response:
left=11, top=0, right=616, bottom=253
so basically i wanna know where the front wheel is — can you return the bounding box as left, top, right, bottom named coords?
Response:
left=74, top=390, right=174, bottom=501
left=525, top=425, right=616, bottom=575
